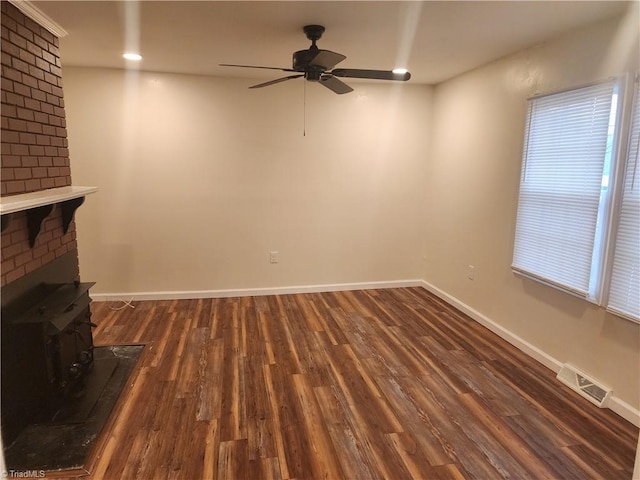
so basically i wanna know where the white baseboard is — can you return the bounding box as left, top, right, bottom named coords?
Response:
left=418, top=280, right=640, bottom=428
left=90, top=279, right=424, bottom=302
left=609, top=397, right=640, bottom=428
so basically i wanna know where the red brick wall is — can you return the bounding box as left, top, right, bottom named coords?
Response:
left=1, top=1, right=78, bottom=287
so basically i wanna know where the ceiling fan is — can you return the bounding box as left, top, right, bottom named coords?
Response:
left=220, top=25, right=411, bottom=94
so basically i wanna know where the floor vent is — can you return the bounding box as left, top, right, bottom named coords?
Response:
left=556, top=364, right=612, bottom=408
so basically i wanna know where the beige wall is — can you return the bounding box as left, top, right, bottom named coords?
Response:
left=424, top=13, right=639, bottom=410
left=65, top=69, right=431, bottom=293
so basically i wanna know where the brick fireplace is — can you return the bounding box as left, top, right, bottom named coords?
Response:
left=1, top=0, right=96, bottom=449
left=1, top=0, right=77, bottom=287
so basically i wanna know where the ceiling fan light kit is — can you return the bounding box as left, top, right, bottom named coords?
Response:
left=220, top=24, right=411, bottom=94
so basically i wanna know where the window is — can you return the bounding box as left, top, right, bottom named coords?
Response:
left=607, top=80, right=640, bottom=321
left=513, top=77, right=639, bottom=323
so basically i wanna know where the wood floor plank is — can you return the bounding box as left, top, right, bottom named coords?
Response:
left=46, top=288, right=638, bottom=479
left=146, top=311, right=176, bottom=369
left=166, top=315, right=194, bottom=382
left=263, top=362, right=314, bottom=479
left=561, top=443, right=631, bottom=480
left=433, top=463, right=467, bottom=480
left=406, top=372, right=512, bottom=478
left=502, top=414, right=587, bottom=480
left=245, top=355, right=278, bottom=461
left=458, top=392, right=559, bottom=479
left=217, top=439, right=249, bottom=480
left=313, top=385, right=379, bottom=480
left=291, top=373, right=345, bottom=479
left=374, top=375, right=453, bottom=467
left=219, top=344, right=247, bottom=441
left=262, top=362, right=293, bottom=480
left=247, top=456, right=284, bottom=480
left=176, top=326, right=208, bottom=398
left=202, top=419, right=219, bottom=480
left=386, top=431, right=445, bottom=480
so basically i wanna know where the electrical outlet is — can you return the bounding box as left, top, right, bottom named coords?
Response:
left=468, top=265, right=475, bottom=280
left=270, top=251, right=279, bottom=264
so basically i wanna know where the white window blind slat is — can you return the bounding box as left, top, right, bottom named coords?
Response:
left=513, top=82, right=615, bottom=296
left=607, top=80, right=640, bottom=321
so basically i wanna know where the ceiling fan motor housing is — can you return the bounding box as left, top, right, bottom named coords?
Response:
left=292, top=49, right=323, bottom=74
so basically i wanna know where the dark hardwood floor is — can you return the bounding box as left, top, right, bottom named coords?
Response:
left=53, top=287, right=637, bottom=479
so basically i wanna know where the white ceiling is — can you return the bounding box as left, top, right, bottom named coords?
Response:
left=32, top=1, right=631, bottom=85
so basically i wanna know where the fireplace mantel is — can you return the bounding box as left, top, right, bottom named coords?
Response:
left=1, top=186, right=98, bottom=247
left=0, top=186, right=98, bottom=215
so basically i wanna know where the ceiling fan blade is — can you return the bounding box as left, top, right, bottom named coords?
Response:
left=249, top=75, right=304, bottom=89
left=319, top=75, right=353, bottom=95
left=330, top=69, right=411, bottom=81
left=220, top=63, right=296, bottom=73
left=308, top=50, right=346, bottom=70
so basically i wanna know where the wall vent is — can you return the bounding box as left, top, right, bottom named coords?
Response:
left=556, top=364, right=612, bottom=408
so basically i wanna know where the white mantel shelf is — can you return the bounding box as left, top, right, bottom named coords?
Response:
left=0, top=186, right=98, bottom=215
left=1, top=186, right=98, bottom=247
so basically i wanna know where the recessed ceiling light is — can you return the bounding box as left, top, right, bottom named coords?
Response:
left=392, top=68, right=408, bottom=74
left=123, top=53, right=142, bottom=61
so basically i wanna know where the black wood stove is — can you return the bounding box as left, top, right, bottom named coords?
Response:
left=1, top=253, right=96, bottom=445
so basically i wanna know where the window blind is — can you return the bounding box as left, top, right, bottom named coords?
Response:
left=512, top=82, right=615, bottom=296
left=607, top=79, right=640, bottom=321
